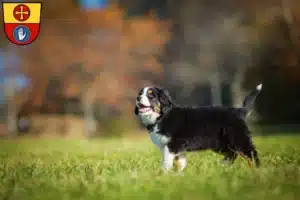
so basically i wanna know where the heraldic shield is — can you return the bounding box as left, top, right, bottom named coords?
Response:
left=2, top=2, right=41, bottom=46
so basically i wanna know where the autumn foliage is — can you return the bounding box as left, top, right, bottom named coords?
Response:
left=2, top=0, right=300, bottom=134
left=12, top=1, right=170, bottom=120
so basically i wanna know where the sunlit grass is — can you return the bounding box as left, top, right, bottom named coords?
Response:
left=0, top=134, right=299, bottom=200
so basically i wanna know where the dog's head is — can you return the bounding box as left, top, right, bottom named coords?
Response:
left=134, top=86, right=173, bottom=124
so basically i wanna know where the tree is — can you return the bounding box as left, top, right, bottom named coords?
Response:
left=12, top=2, right=170, bottom=136
left=2, top=45, right=24, bottom=137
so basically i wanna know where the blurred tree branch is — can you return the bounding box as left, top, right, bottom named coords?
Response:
left=281, top=0, right=300, bottom=65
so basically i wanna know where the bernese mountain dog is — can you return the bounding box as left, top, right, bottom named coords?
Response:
left=134, top=84, right=262, bottom=172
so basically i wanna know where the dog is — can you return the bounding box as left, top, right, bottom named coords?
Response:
left=134, top=84, right=262, bottom=172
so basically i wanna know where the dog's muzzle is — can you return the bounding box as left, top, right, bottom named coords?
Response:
left=137, top=103, right=152, bottom=114
left=136, top=102, right=161, bottom=125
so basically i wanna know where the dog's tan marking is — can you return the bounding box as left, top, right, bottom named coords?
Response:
left=238, top=152, right=253, bottom=168
left=175, top=155, right=187, bottom=172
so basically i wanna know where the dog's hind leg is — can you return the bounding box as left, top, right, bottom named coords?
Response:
left=229, top=125, right=260, bottom=167
left=234, top=138, right=260, bottom=167
left=221, top=150, right=238, bottom=165
left=238, top=148, right=260, bottom=167
left=217, top=133, right=237, bottom=166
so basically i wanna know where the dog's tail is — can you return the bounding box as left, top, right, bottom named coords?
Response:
left=234, top=84, right=262, bottom=118
left=238, top=83, right=262, bottom=118
left=242, top=83, right=262, bottom=110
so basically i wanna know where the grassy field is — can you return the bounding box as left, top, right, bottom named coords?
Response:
left=0, top=134, right=299, bottom=200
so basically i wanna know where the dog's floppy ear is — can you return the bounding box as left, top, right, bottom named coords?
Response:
left=134, top=106, right=139, bottom=115
left=155, top=87, right=173, bottom=113
left=156, top=87, right=172, bottom=105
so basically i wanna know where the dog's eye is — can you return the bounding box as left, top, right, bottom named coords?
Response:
left=147, top=90, right=153, bottom=97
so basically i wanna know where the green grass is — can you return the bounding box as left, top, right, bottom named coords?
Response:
left=0, top=134, right=300, bottom=200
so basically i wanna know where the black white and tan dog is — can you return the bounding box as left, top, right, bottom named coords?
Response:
left=134, top=84, right=262, bottom=172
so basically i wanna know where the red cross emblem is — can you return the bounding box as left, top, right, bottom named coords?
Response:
left=13, top=4, right=30, bottom=22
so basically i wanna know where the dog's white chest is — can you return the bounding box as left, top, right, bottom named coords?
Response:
left=139, top=112, right=159, bottom=125
left=149, top=125, right=170, bottom=147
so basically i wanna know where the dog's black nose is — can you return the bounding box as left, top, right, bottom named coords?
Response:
left=137, top=96, right=141, bottom=101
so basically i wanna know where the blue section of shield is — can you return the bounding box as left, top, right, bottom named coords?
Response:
left=13, top=25, right=31, bottom=43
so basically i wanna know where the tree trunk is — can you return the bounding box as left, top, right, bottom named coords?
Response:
left=231, top=69, right=246, bottom=107
left=281, top=0, right=300, bottom=65
left=82, top=99, right=96, bottom=138
left=210, top=71, right=222, bottom=106
left=5, top=77, right=18, bottom=137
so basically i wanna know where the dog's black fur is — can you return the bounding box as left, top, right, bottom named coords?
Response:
left=135, top=85, right=262, bottom=167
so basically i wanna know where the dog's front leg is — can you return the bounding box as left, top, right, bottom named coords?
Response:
left=162, top=145, right=175, bottom=173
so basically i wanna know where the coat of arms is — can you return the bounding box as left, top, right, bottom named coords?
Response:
left=2, top=2, right=42, bottom=45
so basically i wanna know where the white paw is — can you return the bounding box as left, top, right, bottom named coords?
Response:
left=162, top=146, right=175, bottom=173
left=176, top=156, right=187, bottom=172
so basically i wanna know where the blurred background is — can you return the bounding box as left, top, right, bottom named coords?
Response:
left=0, top=0, right=300, bottom=139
